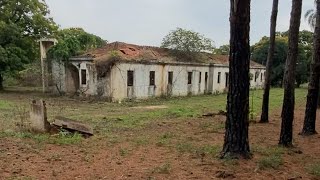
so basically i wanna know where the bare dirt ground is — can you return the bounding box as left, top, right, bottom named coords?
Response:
left=0, top=88, right=320, bottom=180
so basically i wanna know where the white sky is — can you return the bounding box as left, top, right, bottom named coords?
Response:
left=45, top=0, right=314, bottom=47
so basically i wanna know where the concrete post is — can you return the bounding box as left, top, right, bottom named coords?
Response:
left=30, top=100, right=50, bottom=133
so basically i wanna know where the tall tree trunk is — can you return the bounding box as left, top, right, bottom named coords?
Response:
left=279, top=0, right=302, bottom=147
left=300, top=0, right=320, bottom=136
left=318, top=90, right=320, bottom=108
left=0, top=73, right=3, bottom=91
left=260, top=0, right=279, bottom=123
left=221, top=0, right=251, bottom=159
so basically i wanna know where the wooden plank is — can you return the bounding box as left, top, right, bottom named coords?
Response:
left=52, top=116, right=94, bottom=135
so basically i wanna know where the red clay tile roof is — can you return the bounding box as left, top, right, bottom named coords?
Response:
left=74, top=42, right=264, bottom=68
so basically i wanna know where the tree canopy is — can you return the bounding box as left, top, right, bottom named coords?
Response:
left=0, top=0, right=58, bottom=89
left=161, top=28, right=214, bottom=53
left=213, top=45, right=230, bottom=55
left=48, top=28, right=106, bottom=61
left=251, top=31, right=313, bottom=87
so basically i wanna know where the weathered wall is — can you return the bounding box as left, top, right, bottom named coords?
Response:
left=51, top=60, right=66, bottom=94
left=250, top=68, right=266, bottom=88
left=51, top=59, right=265, bottom=101
left=109, top=62, right=212, bottom=101
left=211, top=65, right=230, bottom=93
left=51, top=60, right=97, bottom=96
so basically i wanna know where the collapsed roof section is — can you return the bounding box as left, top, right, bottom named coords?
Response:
left=71, top=41, right=265, bottom=68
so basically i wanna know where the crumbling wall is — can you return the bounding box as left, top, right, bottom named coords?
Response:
left=51, top=60, right=66, bottom=95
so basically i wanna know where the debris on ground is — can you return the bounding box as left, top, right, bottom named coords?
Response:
left=52, top=116, right=94, bottom=137
left=202, top=110, right=227, bottom=117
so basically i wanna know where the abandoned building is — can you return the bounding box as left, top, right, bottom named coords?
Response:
left=48, top=42, right=266, bottom=101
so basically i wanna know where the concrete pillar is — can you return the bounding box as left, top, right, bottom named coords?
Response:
left=29, top=100, right=50, bottom=133
left=208, top=64, right=215, bottom=94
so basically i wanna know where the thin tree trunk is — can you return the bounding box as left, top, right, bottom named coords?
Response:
left=279, top=0, right=302, bottom=147
left=221, top=0, right=251, bottom=159
left=260, top=0, right=279, bottom=123
left=300, top=0, right=320, bottom=136
left=0, top=73, right=3, bottom=91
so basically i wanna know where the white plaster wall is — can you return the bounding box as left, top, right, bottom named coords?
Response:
left=164, top=65, right=210, bottom=96
left=109, top=63, right=211, bottom=101
left=212, top=65, right=230, bottom=93
left=59, top=61, right=266, bottom=100
left=250, top=68, right=265, bottom=88
left=210, top=65, right=265, bottom=94
left=110, top=63, right=165, bottom=100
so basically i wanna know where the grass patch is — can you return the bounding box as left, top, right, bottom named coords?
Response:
left=134, top=136, right=150, bottom=146
left=119, top=148, right=129, bottom=156
left=0, top=100, right=12, bottom=110
left=220, top=155, right=240, bottom=166
left=257, top=155, right=283, bottom=170
left=51, top=132, right=83, bottom=145
left=307, top=163, right=320, bottom=176
left=156, top=132, right=174, bottom=147
left=254, top=146, right=285, bottom=170
left=252, top=146, right=285, bottom=156
left=152, top=163, right=171, bottom=174
left=176, top=142, right=195, bottom=153
left=195, top=145, right=221, bottom=157
left=0, top=88, right=308, bottom=137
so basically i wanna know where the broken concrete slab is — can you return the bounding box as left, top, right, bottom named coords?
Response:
left=52, top=116, right=93, bottom=136
left=30, top=100, right=51, bottom=133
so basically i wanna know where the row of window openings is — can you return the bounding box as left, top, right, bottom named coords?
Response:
left=127, top=71, right=208, bottom=87
left=83, top=70, right=264, bottom=87
left=217, top=72, right=264, bottom=86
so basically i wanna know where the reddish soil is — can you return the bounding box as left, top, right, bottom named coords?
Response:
left=1, top=103, right=320, bottom=179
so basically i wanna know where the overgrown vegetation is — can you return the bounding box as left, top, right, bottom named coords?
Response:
left=48, top=28, right=106, bottom=61
left=161, top=28, right=214, bottom=62
left=0, top=0, right=58, bottom=90
left=251, top=31, right=313, bottom=87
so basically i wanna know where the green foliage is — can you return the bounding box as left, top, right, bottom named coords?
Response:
left=0, top=0, right=57, bottom=38
left=48, top=28, right=106, bottom=61
left=213, top=45, right=230, bottom=55
left=251, top=31, right=313, bottom=87
left=304, top=2, right=316, bottom=30
left=51, top=131, right=83, bottom=145
left=161, top=27, right=214, bottom=54
left=15, top=61, right=42, bottom=86
left=0, top=0, right=57, bottom=87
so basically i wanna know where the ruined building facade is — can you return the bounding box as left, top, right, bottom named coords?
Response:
left=49, top=42, right=266, bottom=101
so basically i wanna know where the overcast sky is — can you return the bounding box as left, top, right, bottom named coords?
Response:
left=45, top=0, right=314, bottom=47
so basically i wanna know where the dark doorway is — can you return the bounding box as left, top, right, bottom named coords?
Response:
left=127, top=70, right=134, bottom=98
left=66, top=64, right=80, bottom=94
left=167, top=71, right=173, bottom=96
left=205, top=72, right=208, bottom=93
left=225, top=72, right=229, bottom=88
